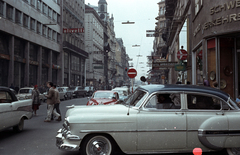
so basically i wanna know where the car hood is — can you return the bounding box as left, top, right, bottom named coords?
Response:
left=87, top=98, right=118, bottom=105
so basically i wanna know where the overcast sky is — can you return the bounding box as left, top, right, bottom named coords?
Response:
left=85, top=0, right=160, bottom=80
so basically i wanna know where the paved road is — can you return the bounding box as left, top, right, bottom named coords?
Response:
left=0, top=97, right=227, bottom=155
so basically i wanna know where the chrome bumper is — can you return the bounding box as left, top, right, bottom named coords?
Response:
left=56, top=129, right=81, bottom=151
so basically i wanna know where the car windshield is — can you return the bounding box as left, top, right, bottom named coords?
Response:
left=113, top=90, right=127, bottom=96
left=125, top=89, right=148, bottom=107
left=93, top=92, right=115, bottom=99
left=19, top=89, right=32, bottom=94
left=230, top=97, right=240, bottom=109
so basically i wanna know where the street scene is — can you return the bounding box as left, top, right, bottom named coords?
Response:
left=1, top=0, right=240, bottom=155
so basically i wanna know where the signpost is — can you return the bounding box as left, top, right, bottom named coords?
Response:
left=127, top=68, right=137, bottom=93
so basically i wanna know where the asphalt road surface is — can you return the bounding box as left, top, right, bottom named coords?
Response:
left=0, top=97, right=227, bottom=155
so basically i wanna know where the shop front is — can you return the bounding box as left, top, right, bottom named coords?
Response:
left=192, top=0, right=240, bottom=98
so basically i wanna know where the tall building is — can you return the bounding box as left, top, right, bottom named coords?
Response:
left=62, top=0, right=88, bottom=87
left=85, top=4, right=104, bottom=88
left=0, top=0, right=62, bottom=87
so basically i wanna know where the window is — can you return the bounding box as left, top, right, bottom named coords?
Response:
left=53, top=11, right=57, bottom=21
left=42, top=48, right=48, bottom=64
left=48, top=28, right=52, bottom=39
left=0, top=0, right=4, bottom=16
left=6, top=4, right=13, bottom=21
left=31, top=0, right=36, bottom=7
left=57, top=33, right=60, bottom=43
left=30, top=18, right=35, bottom=30
left=23, top=14, right=29, bottom=28
left=48, top=7, right=52, bottom=18
left=42, top=25, right=46, bottom=36
left=30, top=43, right=38, bottom=61
left=52, top=52, right=57, bottom=64
left=52, top=31, right=56, bottom=41
left=15, top=9, right=22, bottom=24
left=37, top=0, right=41, bottom=11
left=187, top=94, right=222, bottom=110
left=64, top=52, right=69, bottom=69
left=42, top=3, right=47, bottom=15
left=57, top=14, right=60, bottom=24
left=37, top=22, right=41, bottom=34
left=0, top=91, right=13, bottom=103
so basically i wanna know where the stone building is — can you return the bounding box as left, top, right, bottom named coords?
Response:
left=0, top=0, right=62, bottom=88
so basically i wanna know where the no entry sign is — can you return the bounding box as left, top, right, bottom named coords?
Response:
left=127, top=68, right=137, bottom=78
left=177, top=49, right=188, bottom=60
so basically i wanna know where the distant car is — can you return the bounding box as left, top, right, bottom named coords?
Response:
left=84, top=86, right=94, bottom=96
left=56, top=84, right=240, bottom=155
left=0, top=86, right=32, bottom=132
left=69, top=86, right=87, bottom=98
left=56, top=87, right=65, bottom=101
left=16, top=87, right=44, bottom=102
left=112, top=87, right=130, bottom=102
left=61, top=87, right=73, bottom=100
left=86, top=90, right=120, bottom=105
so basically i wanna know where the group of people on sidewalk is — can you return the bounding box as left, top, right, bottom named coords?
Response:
left=31, top=81, right=61, bottom=122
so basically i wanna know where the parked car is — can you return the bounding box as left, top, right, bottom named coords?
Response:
left=61, top=87, right=73, bottom=100
left=86, top=90, right=120, bottom=105
left=84, top=86, right=94, bottom=96
left=56, top=84, right=240, bottom=155
left=0, top=86, right=32, bottom=132
left=69, top=86, right=87, bottom=98
left=112, top=87, right=130, bottom=102
left=16, top=87, right=44, bottom=102
left=56, top=87, right=65, bottom=101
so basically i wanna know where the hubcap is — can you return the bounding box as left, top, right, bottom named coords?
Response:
left=86, top=136, right=111, bottom=155
left=228, top=148, right=240, bottom=155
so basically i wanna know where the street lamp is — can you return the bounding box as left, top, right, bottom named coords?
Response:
left=122, top=21, right=135, bottom=24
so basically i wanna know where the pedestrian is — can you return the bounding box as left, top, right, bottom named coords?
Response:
left=32, top=85, right=41, bottom=115
left=44, top=82, right=61, bottom=122
left=52, top=85, right=61, bottom=121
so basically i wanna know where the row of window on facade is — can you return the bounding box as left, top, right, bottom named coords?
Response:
left=0, top=1, right=61, bottom=43
left=64, top=0, right=85, bottom=20
left=63, top=9, right=84, bottom=29
left=64, top=52, right=85, bottom=72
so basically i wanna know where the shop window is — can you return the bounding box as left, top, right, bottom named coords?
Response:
left=23, top=14, right=29, bottom=28
left=6, top=4, right=13, bottom=21
left=30, top=18, right=35, bottom=31
left=15, top=9, right=22, bottom=24
left=30, top=43, right=38, bottom=61
left=207, top=38, right=216, bottom=87
left=42, top=48, right=48, bottom=64
left=195, top=45, right=203, bottom=85
left=0, top=0, right=3, bottom=16
left=42, top=67, right=48, bottom=85
left=37, top=21, right=41, bottom=34
left=52, top=51, right=58, bottom=65
left=52, top=69, right=57, bottom=85
left=64, top=73, right=68, bottom=86
left=29, top=65, right=37, bottom=86
left=0, top=33, right=9, bottom=54
left=14, top=37, right=25, bottom=58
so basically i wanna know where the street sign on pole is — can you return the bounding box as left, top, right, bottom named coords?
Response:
left=127, top=68, right=137, bottom=78
left=177, top=49, right=188, bottom=60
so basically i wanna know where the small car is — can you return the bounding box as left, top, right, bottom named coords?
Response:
left=84, top=86, right=94, bottom=96
left=69, top=86, right=87, bottom=98
left=86, top=90, right=120, bottom=105
left=0, top=86, right=32, bottom=132
left=112, top=87, right=130, bottom=102
left=61, top=87, right=73, bottom=100
left=16, top=87, right=44, bottom=102
left=56, top=84, right=240, bottom=155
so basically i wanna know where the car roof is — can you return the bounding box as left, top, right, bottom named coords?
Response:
left=0, top=86, right=10, bottom=90
left=138, top=84, right=230, bottom=101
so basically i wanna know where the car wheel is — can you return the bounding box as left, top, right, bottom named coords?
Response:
left=13, top=118, right=24, bottom=132
left=226, top=148, right=240, bottom=155
left=81, top=135, right=114, bottom=155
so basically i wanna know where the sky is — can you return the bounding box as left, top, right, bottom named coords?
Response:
left=85, top=0, right=160, bottom=80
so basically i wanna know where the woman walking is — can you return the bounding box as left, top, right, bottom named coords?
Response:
left=32, top=85, right=41, bottom=115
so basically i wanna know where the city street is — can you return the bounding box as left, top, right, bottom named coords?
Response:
left=0, top=97, right=227, bottom=155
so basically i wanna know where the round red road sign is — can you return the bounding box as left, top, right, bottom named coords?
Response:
left=177, top=49, right=188, bottom=60
left=127, top=68, right=137, bottom=78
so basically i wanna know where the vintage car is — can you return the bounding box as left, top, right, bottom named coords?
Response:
left=16, top=87, right=44, bottom=102
left=69, top=86, right=87, bottom=98
left=86, top=90, right=120, bottom=105
left=0, top=86, right=33, bottom=132
left=56, top=84, right=240, bottom=155
left=61, top=87, right=73, bottom=100
left=84, top=86, right=94, bottom=96
left=112, top=87, right=130, bottom=102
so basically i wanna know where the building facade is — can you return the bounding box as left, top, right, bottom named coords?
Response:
left=85, top=4, right=104, bottom=88
left=0, top=0, right=62, bottom=88
left=62, top=0, right=87, bottom=87
left=191, top=0, right=240, bottom=98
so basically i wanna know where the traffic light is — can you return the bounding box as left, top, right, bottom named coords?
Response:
left=125, top=67, right=128, bottom=71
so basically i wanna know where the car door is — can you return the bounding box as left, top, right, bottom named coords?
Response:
left=137, top=92, right=187, bottom=152
left=184, top=92, right=228, bottom=150
left=0, top=90, right=14, bottom=130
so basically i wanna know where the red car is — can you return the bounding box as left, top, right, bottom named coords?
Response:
left=86, top=90, right=120, bottom=105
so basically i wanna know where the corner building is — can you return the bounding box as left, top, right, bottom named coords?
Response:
left=191, top=0, right=240, bottom=98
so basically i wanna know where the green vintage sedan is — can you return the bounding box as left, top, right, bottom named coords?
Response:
left=56, top=84, right=240, bottom=155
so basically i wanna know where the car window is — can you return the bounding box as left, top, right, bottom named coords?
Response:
left=0, top=91, right=13, bottom=103
left=19, top=89, right=32, bottom=94
left=125, top=89, right=148, bottom=107
left=145, top=93, right=181, bottom=109
left=187, top=94, right=222, bottom=110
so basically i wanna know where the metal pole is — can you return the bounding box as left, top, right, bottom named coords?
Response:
left=131, top=78, right=133, bottom=93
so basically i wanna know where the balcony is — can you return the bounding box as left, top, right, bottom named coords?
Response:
left=63, top=41, right=88, bottom=58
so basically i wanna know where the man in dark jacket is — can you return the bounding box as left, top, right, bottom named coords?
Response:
left=44, top=82, right=61, bottom=122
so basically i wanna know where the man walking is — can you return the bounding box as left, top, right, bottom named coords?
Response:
left=52, top=85, right=61, bottom=121
left=44, top=82, right=61, bottom=122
